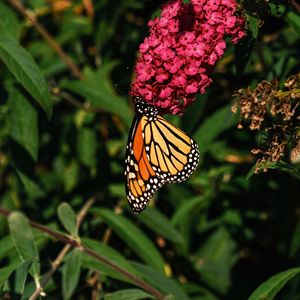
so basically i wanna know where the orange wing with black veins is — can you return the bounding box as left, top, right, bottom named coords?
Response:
left=124, top=116, right=164, bottom=213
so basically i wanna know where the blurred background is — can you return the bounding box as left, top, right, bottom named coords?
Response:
left=0, top=0, right=300, bottom=299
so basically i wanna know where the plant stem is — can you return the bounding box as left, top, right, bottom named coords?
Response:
left=90, top=201, right=123, bottom=300
left=7, top=0, right=84, bottom=80
left=0, top=207, right=166, bottom=300
left=50, top=87, right=104, bottom=114
left=28, top=197, right=96, bottom=300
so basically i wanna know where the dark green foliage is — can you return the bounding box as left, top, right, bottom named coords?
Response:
left=0, top=1, right=299, bottom=299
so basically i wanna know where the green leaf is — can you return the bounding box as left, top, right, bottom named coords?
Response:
left=269, top=3, right=285, bottom=16
left=77, top=127, right=97, bottom=167
left=8, top=138, right=44, bottom=196
left=136, top=208, right=185, bottom=245
left=104, top=289, right=155, bottom=300
left=290, top=220, right=300, bottom=257
left=57, top=202, right=78, bottom=237
left=193, top=227, right=238, bottom=295
left=131, top=263, right=189, bottom=300
left=248, top=268, right=300, bottom=300
left=247, top=161, right=300, bottom=181
left=91, top=208, right=165, bottom=274
left=7, top=88, right=38, bottom=161
left=0, top=36, right=52, bottom=118
left=164, top=296, right=176, bottom=300
left=234, top=33, right=254, bottom=76
left=171, top=196, right=208, bottom=226
left=194, top=104, right=237, bottom=158
left=185, top=285, right=220, bottom=300
left=60, top=66, right=132, bottom=127
left=247, top=15, right=259, bottom=38
left=271, top=161, right=300, bottom=179
left=246, top=165, right=259, bottom=180
left=0, top=3, right=20, bottom=39
left=0, top=236, right=15, bottom=260
left=63, top=160, right=80, bottom=193
left=108, top=183, right=126, bottom=198
left=58, top=16, right=92, bottom=46
left=62, top=249, right=81, bottom=300
left=7, top=259, right=33, bottom=296
left=8, top=212, right=40, bottom=283
left=181, top=94, right=207, bottom=132
left=28, top=0, right=47, bottom=9
left=81, top=238, right=139, bottom=283
left=285, top=10, right=300, bottom=37
left=0, top=264, right=19, bottom=288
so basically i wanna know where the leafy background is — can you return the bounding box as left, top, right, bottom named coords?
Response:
left=0, top=0, right=299, bottom=299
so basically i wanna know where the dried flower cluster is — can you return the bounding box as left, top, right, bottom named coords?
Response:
left=131, top=0, right=245, bottom=115
left=232, top=80, right=276, bottom=130
left=233, top=73, right=300, bottom=172
left=251, top=125, right=288, bottom=169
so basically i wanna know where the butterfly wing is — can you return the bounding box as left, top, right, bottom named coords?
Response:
left=124, top=115, right=165, bottom=213
left=143, top=115, right=199, bottom=183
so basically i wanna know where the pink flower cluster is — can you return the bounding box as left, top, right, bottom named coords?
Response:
left=130, top=0, right=245, bottom=115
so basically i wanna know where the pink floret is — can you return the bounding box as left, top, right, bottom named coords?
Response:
left=130, top=0, right=245, bottom=114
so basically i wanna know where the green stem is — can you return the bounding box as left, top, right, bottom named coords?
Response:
left=0, top=207, right=166, bottom=300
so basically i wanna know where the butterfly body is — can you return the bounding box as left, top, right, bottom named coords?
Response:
left=125, top=97, right=199, bottom=213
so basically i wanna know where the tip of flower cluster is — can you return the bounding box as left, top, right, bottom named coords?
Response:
left=131, top=0, right=245, bottom=115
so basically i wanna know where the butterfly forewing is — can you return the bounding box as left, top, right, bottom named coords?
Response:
left=124, top=115, right=165, bottom=213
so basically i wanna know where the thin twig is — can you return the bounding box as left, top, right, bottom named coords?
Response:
left=7, top=0, right=84, bottom=80
left=90, top=225, right=112, bottom=300
left=291, top=0, right=300, bottom=13
left=77, top=198, right=96, bottom=225
left=0, top=207, right=165, bottom=300
left=33, top=245, right=71, bottom=300
left=7, top=0, right=113, bottom=115
left=90, top=202, right=122, bottom=299
left=50, top=87, right=104, bottom=114
left=28, top=197, right=96, bottom=300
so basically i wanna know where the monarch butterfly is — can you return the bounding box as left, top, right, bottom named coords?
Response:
left=124, top=97, right=199, bottom=213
